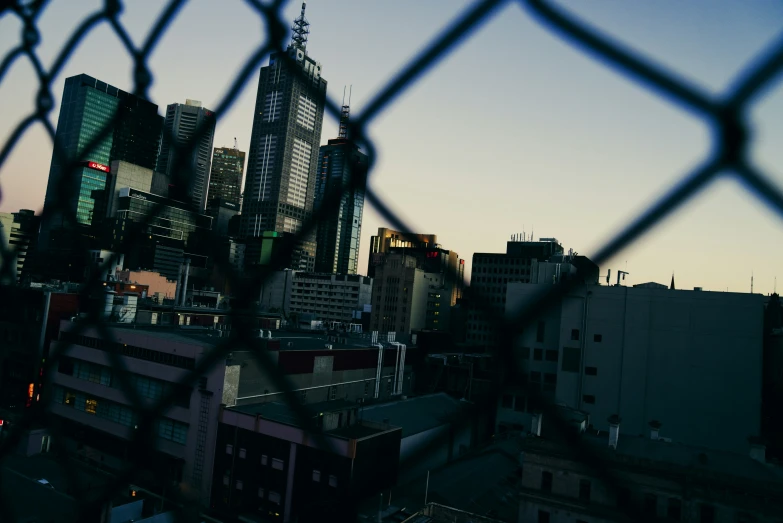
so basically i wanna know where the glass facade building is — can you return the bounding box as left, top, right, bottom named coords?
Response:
left=40, top=74, right=163, bottom=250
left=314, top=138, right=368, bottom=274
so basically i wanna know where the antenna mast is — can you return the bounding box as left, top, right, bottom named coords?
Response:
left=751, top=272, right=754, bottom=294
left=234, top=137, right=238, bottom=150
left=291, top=2, right=310, bottom=51
left=338, top=85, right=351, bottom=139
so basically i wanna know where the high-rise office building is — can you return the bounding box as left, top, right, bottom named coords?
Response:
left=39, top=74, right=163, bottom=250
left=156, top=99, right=217, bottom=210
left=207, top=145, right=245, bottom=206
left=367, top=228, right=438, bottom=279
left=240, top=3, right=326, bottom=270
left=314, top=103, right=368, bottom=274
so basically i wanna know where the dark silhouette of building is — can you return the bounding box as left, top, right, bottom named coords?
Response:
left=39, top=74, right=162, bottom=251
left=208, top=145, right=245, bottom=207
left=156, top=99, right=217, bottom=211
left=314, top=98, right=368, bottom=275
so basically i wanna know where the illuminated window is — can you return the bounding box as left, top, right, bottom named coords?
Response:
left=85, top=399, right=98, bottom=414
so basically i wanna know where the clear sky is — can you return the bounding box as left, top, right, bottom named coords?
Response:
left=2, top=0, right=783, bottom=292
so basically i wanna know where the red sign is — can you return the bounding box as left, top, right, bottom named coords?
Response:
left=426, top=252, right=438, bottom=258
left=87, top=161, right=110, bottom=173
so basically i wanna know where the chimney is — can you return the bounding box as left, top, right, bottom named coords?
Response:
left=749, top=436, right=766, bottom=464
left=649, top=420, right=662, bottom=441
left=607, top=415, right=621, bottom=449
left=530, top=412, right=542, bottom=437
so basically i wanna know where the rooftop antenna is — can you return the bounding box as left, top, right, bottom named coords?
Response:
left=775, top=276, right=777, bottom=294
left=233, top=137, right=238, bottom=150
left=338, top=85, right=352, bottom=139
left=751, top=271, right=754, bottom=294
left=291, top=2, right=310, bottom=51
left=531, top=225, right=534, bottom=242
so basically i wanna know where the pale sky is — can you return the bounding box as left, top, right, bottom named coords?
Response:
left=2, top=0, right=783, bottom=293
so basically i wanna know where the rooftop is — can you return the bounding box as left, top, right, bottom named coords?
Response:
left=360, top=393, right=464, bottom=437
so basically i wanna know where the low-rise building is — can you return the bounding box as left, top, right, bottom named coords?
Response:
left=48, top=322, right=227, bottom=506
left=211, top=399, right=402, bottom=522
left=504, top=283, right=764, bottom=454
left=519, top=421, right=783, bottom=523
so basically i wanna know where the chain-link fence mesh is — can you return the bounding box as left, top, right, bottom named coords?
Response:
left=2, top=0, right=783, bottom=521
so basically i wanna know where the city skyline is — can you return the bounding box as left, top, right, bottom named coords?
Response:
left=2, top=1, right=783, bottom=292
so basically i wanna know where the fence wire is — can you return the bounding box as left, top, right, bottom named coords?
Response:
left=1, top=0, right=783, bottom=521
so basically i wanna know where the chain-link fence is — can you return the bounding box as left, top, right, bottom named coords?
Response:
left=2, top=0, right=783, bottom=521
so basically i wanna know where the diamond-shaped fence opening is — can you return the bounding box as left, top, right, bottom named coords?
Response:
left=1, top=0, right=783, bottom=521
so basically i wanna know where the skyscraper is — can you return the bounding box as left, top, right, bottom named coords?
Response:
left=156, top=99, right=217, bottom=210
left=207, top=145, right=245, bottom=206
left=240, top=3, right=326, bottom=269
left=39, top=74, right=163, bottom=250
left=366, top=228, right=438, bottom=279
left=314, top=100, right=368, bottom=274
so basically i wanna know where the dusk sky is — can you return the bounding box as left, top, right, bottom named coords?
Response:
left=2, top=0, right=783, bottom=292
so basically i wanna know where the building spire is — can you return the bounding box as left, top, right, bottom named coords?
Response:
left=670, top=272, right=675, bottom=290
left=291, top=2, right=310, bottom=51
left=338, top=85, right=352, bottom=139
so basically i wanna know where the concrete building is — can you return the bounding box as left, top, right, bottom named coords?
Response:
left=211, top=400, right=401, bottom=523
left=259, top=270, right=373, bottom=323
left=518, top=423, right=783, bottom=523
left=240, top=4, right=326, bottom=271
left=370, top=253, right=455, bottom=335
left=206, top=198, right=240, bottom=238
left=208, top=146, right=245, bottom=206
left=386, top=245, right=465, bottom=307
left=468, top=238, right=565, bottom=348
left=156, top=99, right=217, bottom=210
left=49, top=323, right=227, bottom=505
left=229, top=333, right=416, bottom=407
left=367, top=227, right=438, bottom=279
left=359, top=393, right=472, bottom=482
left=503, top=283, right=765, bottom=454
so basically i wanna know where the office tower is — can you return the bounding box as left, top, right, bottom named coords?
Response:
left=314, top=100, right=368, bottom=274
left=367, top=228, right=438, bottom=279
left=156, top=99, right=217, bottom=210
left=208, top=145, right=245, bottom=206
left=468, top=237, right=564, bottom=348
left=39, top=74, right=163, bottom=250
left=240, top=3, right=326, bottom=270
left=0, top=209, right=39, bottom=284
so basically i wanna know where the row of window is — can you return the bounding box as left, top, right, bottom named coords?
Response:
left=60, top=332, right=196, bottom=370
left=52, top=386, right=188, bottom=444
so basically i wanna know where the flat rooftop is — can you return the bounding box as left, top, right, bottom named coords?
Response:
left=360, top=393, right=465, bottom=437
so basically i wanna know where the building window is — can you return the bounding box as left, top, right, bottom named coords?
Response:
left=593, top=333, right=602, bottom=342
left=571, top=329, right=580, bottom=341
left=223, top=475, right=229, bottom=486
left=533, top=349, right=543, bottom=361
left=667, top=498, right=682, bottom=521
left=313, top=470, right=321, bottom=482
left=579, top=479, right=591, bottom=502
left=514, top=396, right=525, bottom=412
left=699, top=504, right=715, bottom=523
left=585, top=366, right=598, bottom=376
left=85, top=399, right=98, bottom=414
left=536, top=321, right=545, bottom=343
left=519, top=347, right=530, bottom=360
left=386, top=379, right=392, bottom=395
left=583, top=394, right=595, bottom=404
left=300, top=390, right=307, bottom=402
left=644, top=494, right=657, bottom=516
left=364, top=381, right=370, bottom=395
left=541, top=471, right=552, bottom=492
left=545, top=350, right=558, bottom=362
left=235, top=480, right=243, bottom=490
left=226, top=444, right=233, bottom=455
left=562, top=347, right=581, bottom=372
left=261, top=455, right=268, bottom=466
left=328, top=475, right=338, bottom=487
left=537, top=510, right=550, bottom=523
left=239, top=448, right=246, bottom=459
left=544, top=373, right=557, bottom=385
left=271, top=458, right=284, bottom=470
left=329, top=386, right=337, bottom=400
left=502, top=394, right=513, bottom=409
left=258, top=487, right=265, bottom=498
left=269, top=491, right=281, bottom=504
